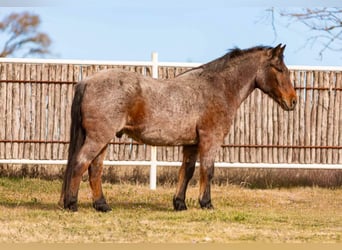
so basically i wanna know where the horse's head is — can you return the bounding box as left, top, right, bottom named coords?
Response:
left=256, top=44, right=297, bottom=111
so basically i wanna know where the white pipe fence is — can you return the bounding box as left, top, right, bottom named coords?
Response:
left=0, top=53, right=341, bottom=189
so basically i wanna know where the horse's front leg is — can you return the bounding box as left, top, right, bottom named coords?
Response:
left=173, top=145, right=198, bottom=211
left=198, top=133, right=221, bottom=209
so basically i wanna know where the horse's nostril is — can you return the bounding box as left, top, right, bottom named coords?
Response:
left=292, top=98, right=297, bottom=108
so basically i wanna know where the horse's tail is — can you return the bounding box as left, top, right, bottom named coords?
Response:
left=59, top=82, right=87, bottom=207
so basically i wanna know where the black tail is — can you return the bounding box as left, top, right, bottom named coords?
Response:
left=59, top=82, right=87, bottom=206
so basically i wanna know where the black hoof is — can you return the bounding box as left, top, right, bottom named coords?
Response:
left=64, top=197, right=78, bottom=212
left=173, top=197, right=187, bottom=211
left=93, top=202, right=112, bottom=212
left=199, top=199, right=214, bottom=210
left=93, top=197, right=112, bottom=212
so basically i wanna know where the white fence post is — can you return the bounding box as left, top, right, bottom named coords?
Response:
left=150, top=52, right=159, bottom=190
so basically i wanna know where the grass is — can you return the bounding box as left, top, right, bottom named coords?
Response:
left=0, top=177, right=341, bottom=243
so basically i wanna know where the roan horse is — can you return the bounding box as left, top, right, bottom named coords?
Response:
left=60, top=44, right=297, bottom=212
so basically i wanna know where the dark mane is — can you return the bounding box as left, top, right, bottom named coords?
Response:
left=224, top=45, right=271, bottom=60
left=200, top=45, right=272, bottom=73
left=176, top=45, right=272, bottom=77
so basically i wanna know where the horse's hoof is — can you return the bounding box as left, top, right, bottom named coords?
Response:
left=93, top=202, right=112, bottom=212
left=93, top=197, right=112, bottom=212
left=199, top=199, right=214, bottom=210
left=64, top=202, right=78, bottom=212
left=64, top=199, right=78, bottom=212
left=173, top=197, right=187, bottom=211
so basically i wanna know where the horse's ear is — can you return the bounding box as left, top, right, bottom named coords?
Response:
left=280, top=44, right=286, bottom=55
left=267, top=44, right=284, bottom=59
left=275, top=43, right=282, bottom=50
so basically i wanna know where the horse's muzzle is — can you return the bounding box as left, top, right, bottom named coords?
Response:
left=281, top=96, right=297, bottom=111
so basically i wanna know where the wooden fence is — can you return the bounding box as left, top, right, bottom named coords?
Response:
left=0, top=58, right=341, bottom=166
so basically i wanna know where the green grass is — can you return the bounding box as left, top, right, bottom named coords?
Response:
left=0, top=177, right=341, bottom=243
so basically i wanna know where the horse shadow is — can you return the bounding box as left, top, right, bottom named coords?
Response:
left=0, top=200, right=59, bottom=211
left=0, top=200, right=172, bottom=212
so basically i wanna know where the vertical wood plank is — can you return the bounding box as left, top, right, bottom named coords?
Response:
left=304, top=71, right=312, bottom=163
left=239, top=102, right=245, bottom=163
left=244, top=96, right=251, bottom=163
left=321, top=72, right=330, bottom=163
left=35, top=64, right=42, bottom=159
left=23, top=64, right=31, bottom=159
left=12, top=64, right=20, bottom=158
left=40, top=64, right=48, bottom=159
left=256, top=90, right=262, bottom=162
left=46, top=65, right=56, bottom=159
left=29, top=64, right=37, bottom=159
left=298, top=71, right=306, bottom=163
left=249, top=91, right=256, bottom=163
left=325, top=72, right=335, bottom=163
left=0, top=63, right=6, bottom=158
left=5, top=64, right=12, bottom=158
left=17, top=64, right=25, bottom=158
left=315, top=72, right=324, bottom=162
left=285, top=70, right=300, bottom=163
left=261, top=89, right=268, bottom=162
left=266, top=93, right=274, bottom=163
left=6, top=64, right=14, bottom=158
left=278, top=83, right=285, bottom=163
left=310, top=71, right=318, bottom=163
left=272, top=93, right=278, bottom=163
left=228, top=116, right=235, bottom=162
left=53, top=64, right=62, bottom=160
left=334, top=72, right=342, bottom=163
left=59, top=64, right=67, bottom=159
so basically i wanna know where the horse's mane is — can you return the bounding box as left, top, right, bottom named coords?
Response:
left=176, top=45, right=272, bottom=77
left=199, top=45, right=272, bottom=73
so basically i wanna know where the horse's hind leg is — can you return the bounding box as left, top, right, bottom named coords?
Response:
left=88, top=146, right=111, bottom=212
left=173, top=145, right=198, bottom=211
left=65, top=139, right=107, bottom=211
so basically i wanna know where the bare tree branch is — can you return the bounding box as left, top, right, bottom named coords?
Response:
left=278, top=8, right=342, bottom=58
left=256, top=7, right=278, bottom=43
left=0, top=12, right=51, bottom=57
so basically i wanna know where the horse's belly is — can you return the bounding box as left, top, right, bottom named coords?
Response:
left=126, top=125, right=198, bottom=146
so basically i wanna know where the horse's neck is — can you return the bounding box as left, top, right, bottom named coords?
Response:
left=223, top=59, right=258, bottom=105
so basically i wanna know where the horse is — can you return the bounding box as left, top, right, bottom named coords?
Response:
left=59, top=44, right=297, bottom=212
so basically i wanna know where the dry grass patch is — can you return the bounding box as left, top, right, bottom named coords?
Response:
left=0, top=177, right=341, bottom=243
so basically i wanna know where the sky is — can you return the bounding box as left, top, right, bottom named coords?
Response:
left=0, top=0, right=342, bottom=66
